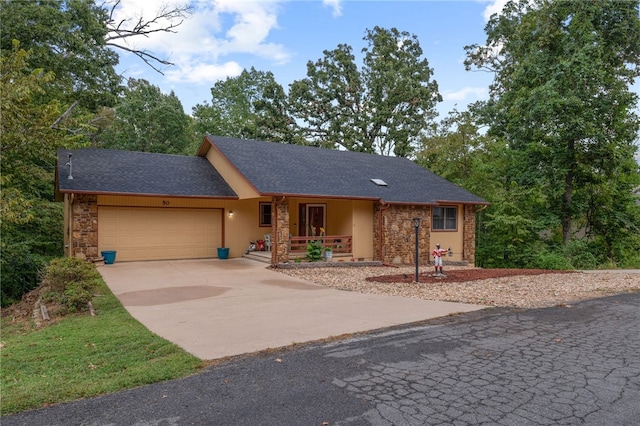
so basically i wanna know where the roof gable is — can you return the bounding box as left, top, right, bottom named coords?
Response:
left=56, top=148, right=237, bottom=198
left=202, top=135, right=487, bottom=205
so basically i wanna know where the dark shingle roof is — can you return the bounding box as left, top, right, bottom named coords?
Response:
left=56, top=148, right=237, bottom=198
left=205, top=136, right=486, bottom=205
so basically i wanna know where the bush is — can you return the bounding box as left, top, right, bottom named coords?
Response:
left=530, top=250, right=573, bottom=270
left=0, top=201, right=64, bottom=307
left=564, top=240, right=598, bottom=270
left=305, top=240, right=324, bottom=262
left=63, top=282, right=95, bottom=312
left=0, top=242, right=45, bottom=307
left=41, top=257, right=102, bottom=311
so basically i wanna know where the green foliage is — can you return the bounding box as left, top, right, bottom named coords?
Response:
left=563, top=240, right=599, bottom=270
left=464, top=0, right=640, bottom=268
left=95, top=78, right=192, bottom=154
left=0, top=0, right=122, bottom=110
left=192, top=67, right=300, bottom=144
left=1, top=45, right=83, bottom=305
left=289, top=26, right=441, bottom=156
left=465, top=0, right=640, bottom=266
left=41, top=257, right=102, bottom=311
left=529, top=250, right=574, bottom=271
left=0, top=243, right=45, bottom=307
left=42, top=257, right=101, bottom=293
left=1, top=280, right=202, bottom=415
left=305, top=240, right=324, bottom=262
left=62, top=282, right=94, bottom=312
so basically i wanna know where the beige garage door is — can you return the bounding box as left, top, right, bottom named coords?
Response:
left=98, top=207, right=222, bottom=261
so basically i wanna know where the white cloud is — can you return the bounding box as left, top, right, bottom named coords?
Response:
left=165, top=60, right=243, bottom=84
left=481, top=0, right=509, bottom=21
left=109, top=0, right=291, bottom=84
left=443, top=87, right=487, bottom=102
left=323, top=0, right=343, bottom=17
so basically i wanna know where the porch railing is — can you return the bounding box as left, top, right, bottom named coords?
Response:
left=289, top=235, right=352, bottom=254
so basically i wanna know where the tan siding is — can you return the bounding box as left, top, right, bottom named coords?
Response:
left=98, top=195, right=223, bottom=208
left=205, top=149, right=260, bottom=199
left=430, top=205, right=464, bottom=261
left=352, top=200, right=374, bottom=260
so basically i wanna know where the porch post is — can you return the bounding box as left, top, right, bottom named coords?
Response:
left=272, top=197, right=290, bottom=266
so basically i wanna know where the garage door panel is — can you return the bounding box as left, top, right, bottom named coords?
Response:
left=98, top=207, right=222, bottom=261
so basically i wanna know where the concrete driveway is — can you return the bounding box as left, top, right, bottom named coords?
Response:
left=98, top=258, right=484, bottom=360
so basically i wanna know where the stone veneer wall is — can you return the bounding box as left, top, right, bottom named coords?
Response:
left=72, top=194, right=98, bottom=259
left=374, top=204, right=431, bottom=265
left=463, top=204, right=476, bottom=265
left=272, top=197, right=290, bottom=265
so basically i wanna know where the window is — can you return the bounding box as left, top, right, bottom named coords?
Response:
left=432, top=206, right=457, bottom=231
left=259, top=202, right=272, bottom=227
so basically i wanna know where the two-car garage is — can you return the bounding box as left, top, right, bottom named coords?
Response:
left=97, top=206, right=223, bottom=262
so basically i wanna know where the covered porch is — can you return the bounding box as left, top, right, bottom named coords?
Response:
left=267, top=197, right=374, bottom=265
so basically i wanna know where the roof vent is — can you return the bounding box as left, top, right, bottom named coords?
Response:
left=65, top=153, right=73, bottom=180
left=370, top=178, right=387, bottom=186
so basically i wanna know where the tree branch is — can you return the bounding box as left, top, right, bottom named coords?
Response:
left=102, top=0, right=193, bottom=74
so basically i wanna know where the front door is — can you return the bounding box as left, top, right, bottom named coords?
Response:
left=301, top=204, right=325, bottom=237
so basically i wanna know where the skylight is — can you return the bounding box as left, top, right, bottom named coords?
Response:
left=370, top=178, right=388, bottom=186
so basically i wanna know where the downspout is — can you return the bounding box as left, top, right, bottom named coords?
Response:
left=65, top=193, right=75, bottom=257
left=377, top=201, right=390, bottom=264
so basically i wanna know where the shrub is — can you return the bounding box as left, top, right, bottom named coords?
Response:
left=0, top=242, right=45, bottom=307
left=305, top=240, right=324, bottom=262
left=530, top=250, right=573, bottom=270
left=41, top=258, right=102, bottom=311
left=63, top=282, right=95, bottom=312
left=564, top=240, right=598, bottom=270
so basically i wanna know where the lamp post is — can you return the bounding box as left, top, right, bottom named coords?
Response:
left=412, top=217, right=421, bottom=282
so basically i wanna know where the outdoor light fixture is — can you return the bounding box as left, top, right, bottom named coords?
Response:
left=228, top=210, right=234, bottom=217
left=413, top=217, right=421, bottom=282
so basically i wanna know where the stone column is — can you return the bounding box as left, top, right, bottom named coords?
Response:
left=463, top=204, right=476, bottom=265
left=272, top=197, right=290, bottom=266
left=72, top=194, right=98, bottom=260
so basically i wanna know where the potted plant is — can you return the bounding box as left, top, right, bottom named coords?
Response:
left=324, top=247, right=333, bottom=261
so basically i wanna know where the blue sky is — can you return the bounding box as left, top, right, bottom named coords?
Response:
left=112, top=0, right=508, bottom=118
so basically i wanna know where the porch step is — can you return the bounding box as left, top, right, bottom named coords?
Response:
left=242, top=251, right=272, bottom=264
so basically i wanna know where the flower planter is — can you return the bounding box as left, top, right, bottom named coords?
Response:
left=101, top=250, right=117, bottom=264
left=217, top=247, right=230, bottom=259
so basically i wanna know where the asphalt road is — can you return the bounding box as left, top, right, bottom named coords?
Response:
left=4, top=292, right=640, bottom=426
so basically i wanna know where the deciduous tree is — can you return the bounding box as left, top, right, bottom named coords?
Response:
left=289, top=26, right=441, bottom=156
left=96, top=78, right=191, bottom=154
left=192, top=67, right=299, bottom=144
left=465, top=0, right=640, bottom=258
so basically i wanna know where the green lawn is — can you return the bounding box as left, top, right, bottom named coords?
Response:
left=0, top=281, right=203, bottom=415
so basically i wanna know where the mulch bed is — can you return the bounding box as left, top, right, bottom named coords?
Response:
left=366, top=268, right=575, bottom=284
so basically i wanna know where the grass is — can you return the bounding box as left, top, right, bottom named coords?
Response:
left=0, top=281, right=203, bottom=415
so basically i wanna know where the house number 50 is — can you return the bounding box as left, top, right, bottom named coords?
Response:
left=162, top=200, right=170, bottom=206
